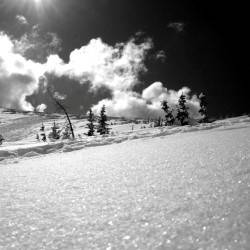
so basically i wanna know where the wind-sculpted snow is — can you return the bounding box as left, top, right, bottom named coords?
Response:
left=0, top=122, right=250, bottom=249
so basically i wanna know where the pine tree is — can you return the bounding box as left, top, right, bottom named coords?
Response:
left=41, top=133, right=47, bottom=142
left=97, top=105, right=109, bottom=135
left=49, top=121, right=60, bottom=140
left=0, top=134, right=4, bottom=145
left=87, top=109, right=95, bottom=136
left=199, top=93, right=208, bottom=123
left=161, top=100, right=175, bottom=126
left=158, top=117, right=162, bottom=127
left=62, top=124, right=71, bottom=139
left=40, top=123, right=45, bottom=131
left=176, top=93, right=189, bottom=126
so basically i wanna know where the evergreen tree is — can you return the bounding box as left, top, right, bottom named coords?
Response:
left=41, top=133, right=47, bottom=142
left=62, top=124, right=71, bottom=139
left=161, top=100, right=175, bottom=126
left=40, top=123, right=45, bottom=131
left=87, top=109, right=95, bottom=136
left=176, top=94, right=189, bottom=125
left=158, top=117, right=162, bottom=127
left=154, top=117, right=162, bottom=127
left=0, top=134, right=4, bottom=145
left=49, top=121, right=60, bottom=140
left=97, top=105, right=109, bottom=135
left=199, top=93, right=208, bottom=123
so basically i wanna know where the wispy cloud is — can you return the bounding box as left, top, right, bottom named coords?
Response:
left=16, top=15, right=29, bottom=25
left=168, top=22, right=185, bottom=33
left=155, top=50, right=166, bottom=62
left=13, top=25, right=62, bottom=63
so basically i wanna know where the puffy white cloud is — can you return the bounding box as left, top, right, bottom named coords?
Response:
left=0, top=32, right=44, bottom=111
left=0, top=29, right=200, bottom=119
left=46, top=37, right=153, bottom=91
left=0, top=32, right=153, bottom=112
left=92, top=82, right=201, bottom=119
left=92, top=91, right=158, bottom=119
left=36, top=103, right=47, bottom=112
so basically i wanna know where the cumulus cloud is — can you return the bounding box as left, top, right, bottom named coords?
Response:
left=168, top=22, right=185, bottom=32
left=0, top=29, right=200, bottom=119
left=92, top=83, right=201, bottom=119
left=0, top=32, right=45, bottom=111
left=13, top=25, right=62, bottom=63
left=16, top=15, right=29, bottom=25
left=36, top=103, right=47, bottom=112
left=46, top=37, right=153, bottom=91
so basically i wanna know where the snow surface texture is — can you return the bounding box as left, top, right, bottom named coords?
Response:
left=1, top=110, right=250, bottom=163
left=0, top=113, right=250, bottom=249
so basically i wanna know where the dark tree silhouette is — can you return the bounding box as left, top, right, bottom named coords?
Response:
left=97, top=105, right=109, bottom=135
left=40, top=123, right=45, bottom=131
left=47, top=87, right=75, bottom=139
left=161, top=100, right=175, bottom=126
left=176, top=93, right=189, bottom=126
left=0, top=134, right=4, bottom=145
left=87, top=109, right=95, bottom=136
left=41, top=133, right=47, bottom=142
left=199, top=93, right=208, bottom=123
left=49, top=121, right=61, bottom=140
left=155, top=117, right=162, bottom=127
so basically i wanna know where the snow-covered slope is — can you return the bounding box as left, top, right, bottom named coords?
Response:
left=1, top=108, right=250, bottom=163
left=0, top=112, right=250, bottom=249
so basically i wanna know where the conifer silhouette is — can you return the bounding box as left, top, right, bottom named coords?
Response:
left=161, top=100, right=175, bottom=126
left=176, top=93, right=189, bottom=125
left=97, top=105, right=109, bottom=135
left=199, top=93, right=208, bottom=123
left=87, top=109, right=95, bottom=136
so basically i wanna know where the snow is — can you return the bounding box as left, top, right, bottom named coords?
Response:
left=0, top=111, right=250, bottom=249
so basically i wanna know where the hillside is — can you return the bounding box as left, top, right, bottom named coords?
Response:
left=0, top=110, right=250, bottom=249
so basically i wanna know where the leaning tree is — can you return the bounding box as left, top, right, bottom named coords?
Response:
left=47, top=87, right=75, bottom=139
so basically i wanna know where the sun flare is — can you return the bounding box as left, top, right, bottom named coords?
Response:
left=32, top=0, right=42, bottom=4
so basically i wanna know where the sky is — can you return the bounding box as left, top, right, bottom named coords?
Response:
left=0, top=0, right=248, bottom=118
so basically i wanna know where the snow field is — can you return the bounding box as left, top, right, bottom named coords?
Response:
left=1, top=115, right=250, bottom=163
left=0, top=124, right=250, bottom=249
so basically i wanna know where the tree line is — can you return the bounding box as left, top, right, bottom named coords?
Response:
left=0, top=92, right=208, bottom=144
left=159, top=92, right=208, bottom=127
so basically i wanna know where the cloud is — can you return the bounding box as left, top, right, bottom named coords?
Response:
left=13, top=25, right=62, bottom=63
left=168, top=22, right=185, bottom=32
left=46, top=37, right=153, bottom=91
left=16, top=15, right=29, bottom=25
left=155, top=50, right=166, bottom=62
left=53, top=91, right=67, bottom=101
left=36, top=103, right=47, bottom=112
left=0, top=32, right=153, bottom=112
left=0, top=29, right=200, bottom=119
left=92, top=82, right=201, bottom=119
left=0, top=32, right=44, bottom=111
